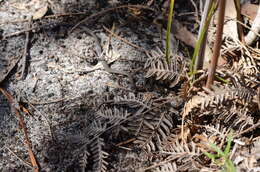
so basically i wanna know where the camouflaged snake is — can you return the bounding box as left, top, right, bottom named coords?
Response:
left=80, top=26, right=135, bottom=88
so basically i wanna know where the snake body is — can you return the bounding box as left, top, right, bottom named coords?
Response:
left=80, top=26, right=135, bottom=88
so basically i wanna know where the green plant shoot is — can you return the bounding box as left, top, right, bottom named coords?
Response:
left=165, top=0, right=175, bottom=64
left=204, top=134, right=236, bottom=172
left=189, top=1, right=218, bottom=80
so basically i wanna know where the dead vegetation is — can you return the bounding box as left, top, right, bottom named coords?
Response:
left=0, top=0, right=259, bottom=171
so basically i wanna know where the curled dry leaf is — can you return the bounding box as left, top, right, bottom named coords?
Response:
left=33, top=4, right=48, bottom=20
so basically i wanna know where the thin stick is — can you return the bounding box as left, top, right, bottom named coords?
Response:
left=0, top=12, right=86, bottom=25
left=206, top=0, right=226, bottom=89
left=5, top=146, right=32, bottom=168
left=27, top=102, right=56, bottom=141
left=2, top=27, right=37, bottom=40
left=234, top=121, right=260, bottom=138
left=116, top=138, right=136, bottom=147
left=0, top=88, right=40, bottom=172
left=233, top=0, right=245, bottom=43
left=69, top=5, right=155, bottom=33
left=257, top=87, right=260, bottom=111
left=103, top=26, right=148, bottom=53
left=17, top=17, right=32, bottom=80
left=190, top=0, right=199, bottom=21
left=0, top=56, right=21, bottom=85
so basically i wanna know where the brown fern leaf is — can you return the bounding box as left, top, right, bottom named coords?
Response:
left=128, top=112, right=174, bottom=152
left=235, top=137, right=260, bottom=171
left=145, top=49, right=185, bottom=88
left=96, top=107, right=130, bottom=125
left=153, top=162, right=178, bottom=172
left=178, top=80, right=190, bottom=99
left=79, top=150, right=90, bottom=172
left=161, top=140, right=201, bottom=158
left=216, top=105, right=254, bottom=131
left=86, top=120, right=107, bottom=137
left=192, top=124, right=231, bottom=152
left=152, top=141, right=201, bottom=172
left=113, top=92, right=153, bottom=109
left=182, top=86, right=254, bottom=118
left=89, top=138, right=109, bottom=172
left=218, top=68, right=259, bottom=90
left=222, top=38, right=260, bottom=77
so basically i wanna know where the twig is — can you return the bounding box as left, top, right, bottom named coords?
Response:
left=69, top=4, right=155, bottom=33
left=233, top=0, right=245, bottom=43
left=177, top=12, right=197, bottom=16
left=28, top=96, right=79, bottom=105
left=5, top=146, right=32, bottom=168
left=27, top=102, right=56, bottom=141
left=206, top=0, right=226, bottom=89
left=17, top=17, right=32, bottom=80
left=0, top=12, right=86, bottom=25
left=234, top=121, right=260, bottom=138
left=235, top=19, right=260, bottom=38
left=257, top=87, right=260, bottom=111
left=1, top=13, right=88, bottom=39
left=115, top=138, right=136, bottom=147
left=142, top=154, right=188, bottom=171
left=2, top=27, right=37, bottom=40
left=103, top=26, right=148, bottom=53
left=189, top=0, right=199, bottom=21
left=0, top=88, right=39, bottom=172
left=0, top=56, right=21, bottom=85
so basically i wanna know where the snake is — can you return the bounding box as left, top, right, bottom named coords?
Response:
left=79, top=26, right=135, bottom=88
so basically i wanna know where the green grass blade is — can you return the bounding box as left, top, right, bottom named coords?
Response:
left=224, top=135, right=233, bottom=156
left=189, top=1, right=218, bottom=79
left=165, top=0, right=175, bottom=64
left=226, top=159, right=236, bottom=172
left=204, top=152, right=217, bottom=160
left=209, top=143, right=225, bottom=157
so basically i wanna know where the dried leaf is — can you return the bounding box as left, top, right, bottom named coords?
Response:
left=33, top=5, right=48, bottom=20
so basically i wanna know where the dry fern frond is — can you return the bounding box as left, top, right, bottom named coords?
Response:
left=233, top=137, right=260, bottom=171
left=89, top=138, right=109, bottom=172
left=159, top=125, right=191, bottom=149
left=96, top=107, right=130, bottom=125
left=86, top=120, right=107, bottom=137
left=149, top=141, right=201, bottom=172
left=178, top=80, right=190, bottom=100
left=113, top=92, right=153, bottom=109
left=182, top=86, right=254, bottom=119
left=222, top=38, right=260, bottom=77
left=192, top=124, right=231, bottom=152
left=128, top=112, right=174, bottom=152
left=203, top=124, right=230, bottom=140
left=161, top=140, right=201, bottom=159
left=218, top=68, right=259, bottom=89
left=145, top=48, right=185, bottom=88
left=181, top=86, right=255, bottom=143
left=216, top=105, right=254, bottom=131
left=153, top=162, right=178, bottom=172
left=79, top=150, right=90, bottom=172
